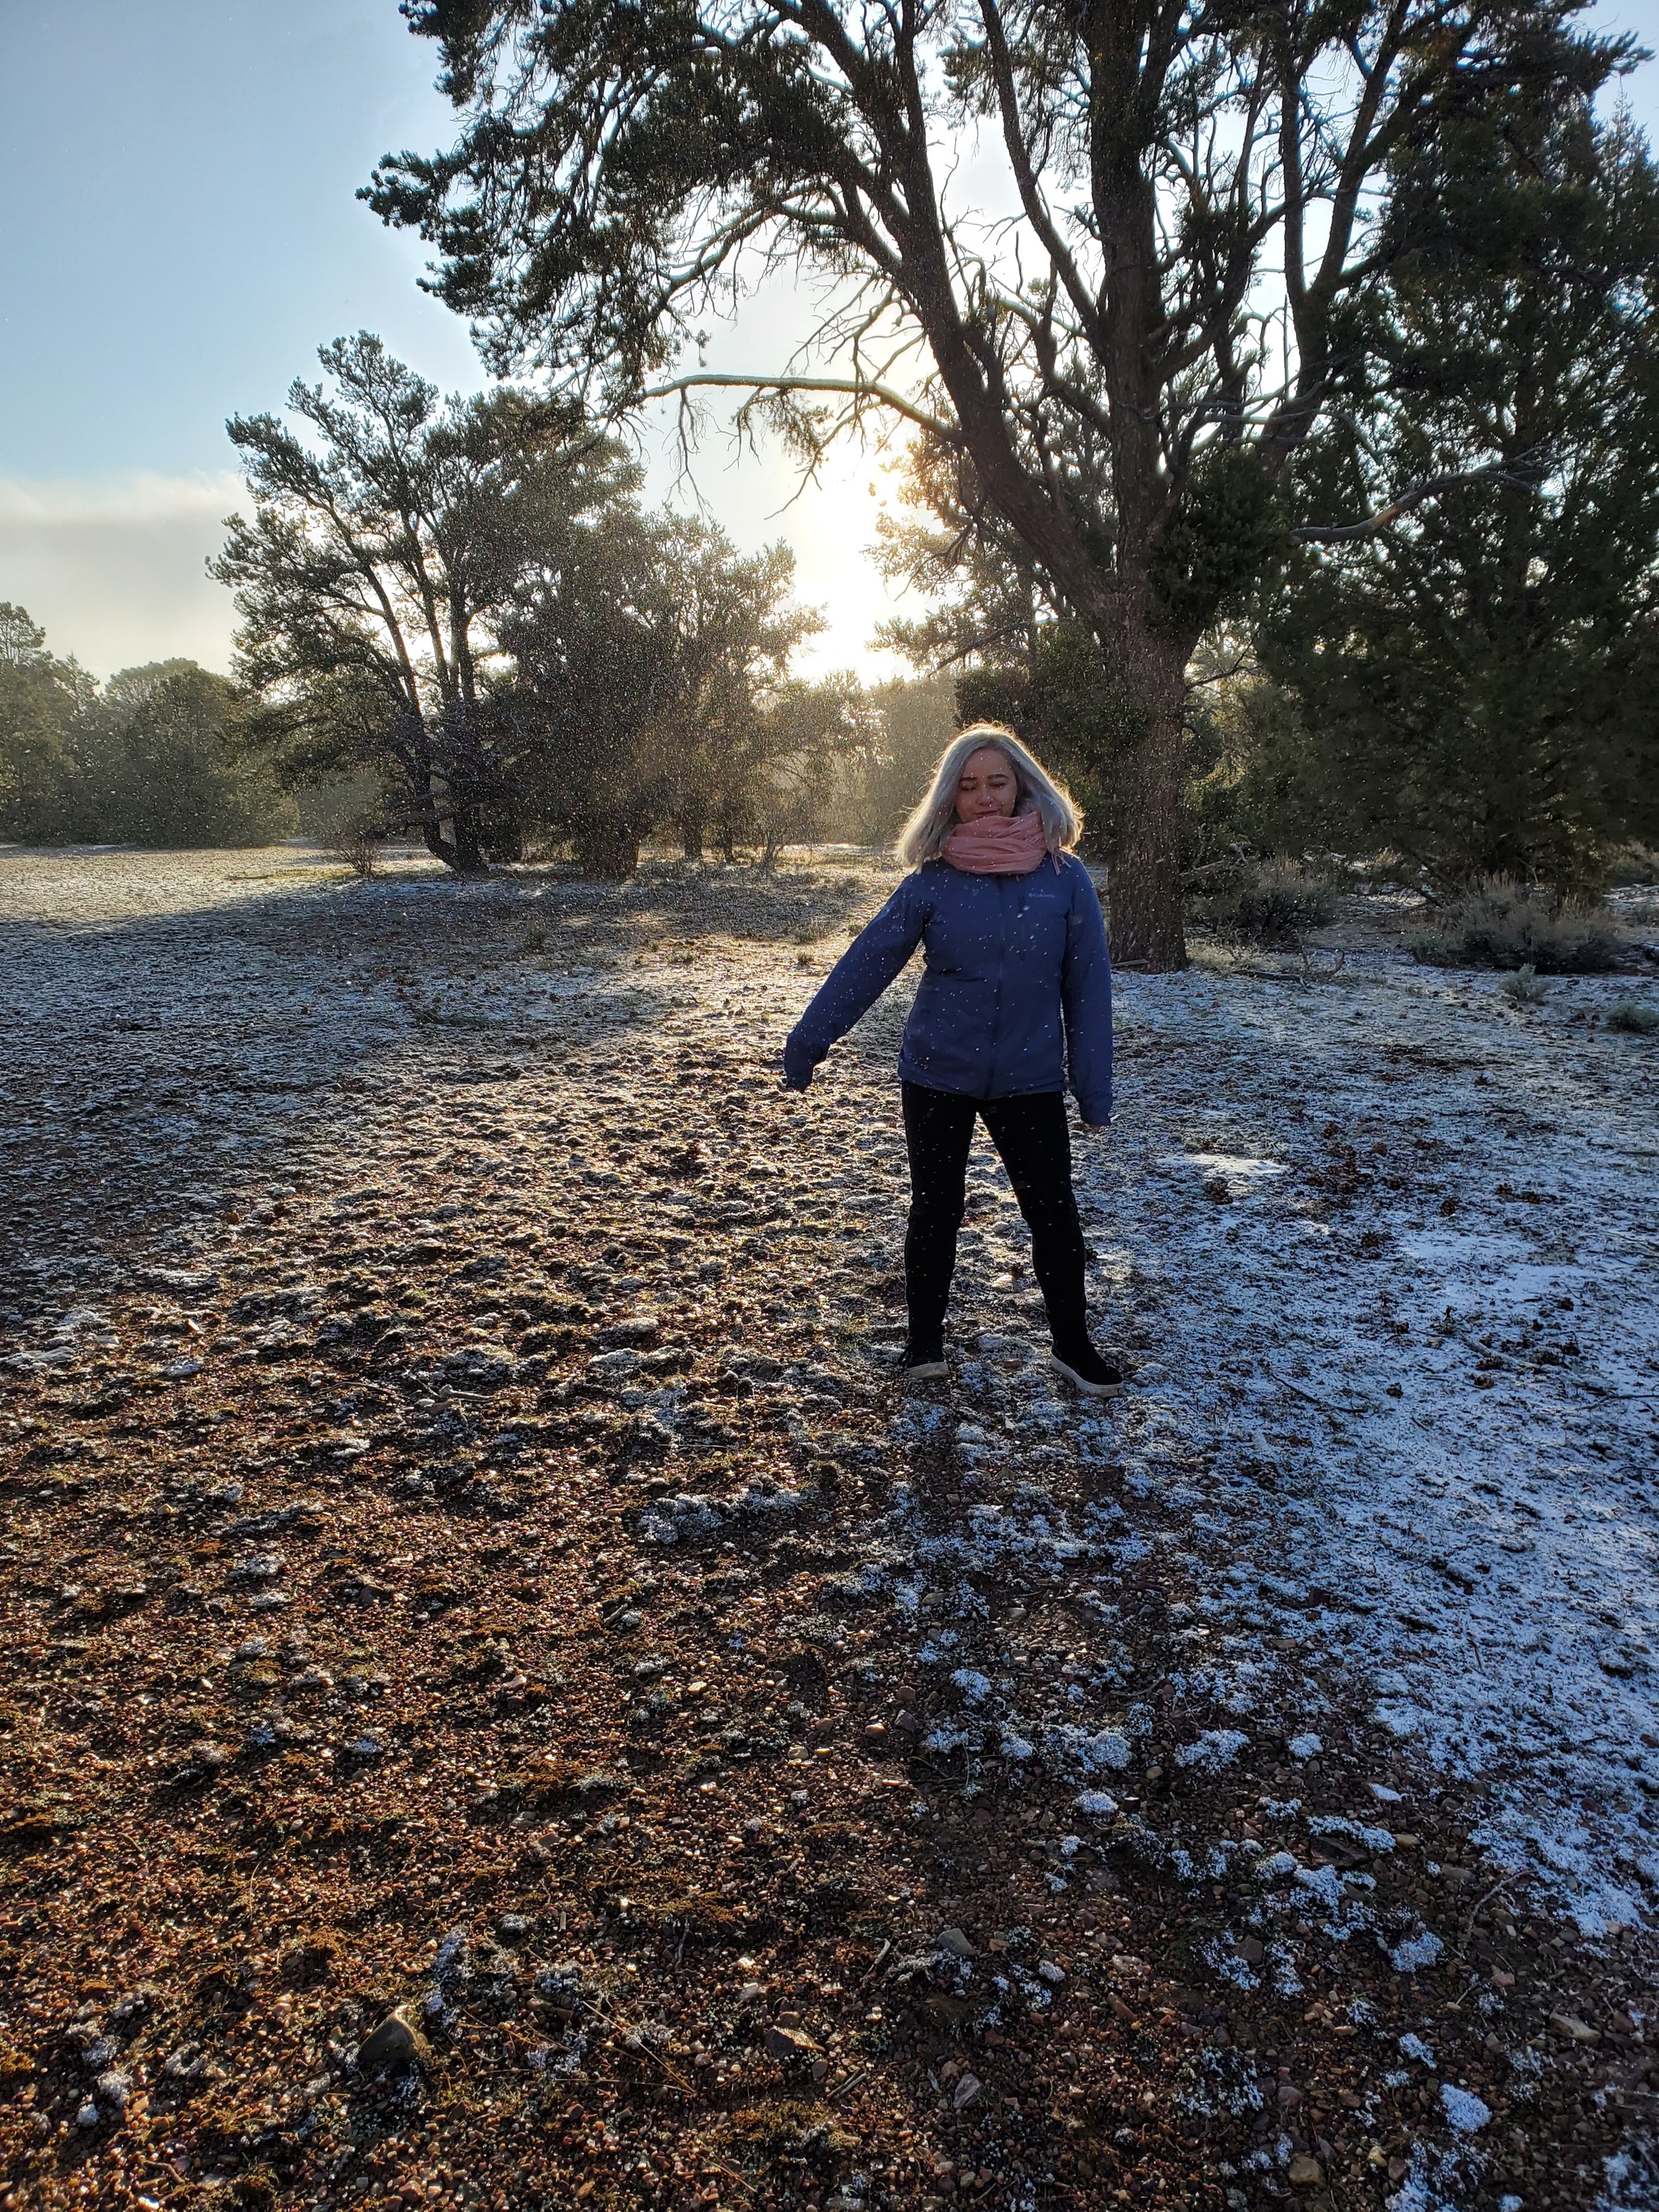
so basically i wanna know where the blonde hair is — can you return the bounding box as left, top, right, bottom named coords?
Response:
left=896, top=723, right=1082, bottom=869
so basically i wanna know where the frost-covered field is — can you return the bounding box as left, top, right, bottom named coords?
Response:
left=2, top=843, right=1656, bottom=2210
left=1088, top=928, right=1659, bottom=1934
left=11, top=845, right=1648, bottom=1923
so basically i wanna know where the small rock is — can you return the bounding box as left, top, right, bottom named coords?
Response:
left=227, top=1552, right=284, bottom=1585
left=935, top=1926, right=977, bottom=1960
left=952, top=2072, right=983, bottom=2108
left=737, top=1982, right=767, bottom=2005
left=1036, top=1961, right=1064, bottom=1985
left=1287, top=2154, right=1323, bottom=2188
left=765, top=2024, right=821, bottom=2060
left=75, top=2102, right=100, bottom=2129
left=1549, top=2011, right=1601, bottom=2045
left=497, top=1914, right=531, bottom=1941
left=356, top=2011, right=429, bottom=2074
left=94, top=2069, right=130, bottom=2112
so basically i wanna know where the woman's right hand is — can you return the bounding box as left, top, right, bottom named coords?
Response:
left=781, top=1036, right=817, bottom=1092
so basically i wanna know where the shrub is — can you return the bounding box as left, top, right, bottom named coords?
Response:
left=1196, top=860, right=1339, bottom=946
left=1410, top=881, right=1622, bottom=973
left=326, top=822, right=382, bottom=878
left=1499, top=963, right=1550, bottom=1005
left=1607, top=999, right=1659, bottom=1034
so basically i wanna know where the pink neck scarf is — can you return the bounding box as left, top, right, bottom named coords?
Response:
left=942, top=810, right=1052, bottom=875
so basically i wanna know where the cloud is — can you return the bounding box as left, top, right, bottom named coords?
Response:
left=0, top=446, right=923, bottom=689
left=0, top=471, right=245, bottom=680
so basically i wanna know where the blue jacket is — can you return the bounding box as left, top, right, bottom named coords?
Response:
left=783, top=854, right=1113, bottom=1121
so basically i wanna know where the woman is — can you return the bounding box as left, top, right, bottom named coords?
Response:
left=783, top=724, right=1122, bottom=1397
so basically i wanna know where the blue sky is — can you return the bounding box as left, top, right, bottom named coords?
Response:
left=2, top=0, right=1657, bottom=677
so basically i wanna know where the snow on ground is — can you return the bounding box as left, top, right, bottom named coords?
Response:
left=1085, top=942, right=1659, bottom=1933
left=3, top=841, right=1656, bottom=1950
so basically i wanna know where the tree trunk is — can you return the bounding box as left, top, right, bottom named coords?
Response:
left=574, top=813, right=640, bottom=879
left=448, top=805, right=492, bottom=876
left=1099, top=622, right=1189, bottom=970
left=420, top=821, right=490, bottom=876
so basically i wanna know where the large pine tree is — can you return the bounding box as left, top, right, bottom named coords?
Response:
left=365, top=0, right=1618, bottom=963
left=1258, top=98, right=1659, bottom=888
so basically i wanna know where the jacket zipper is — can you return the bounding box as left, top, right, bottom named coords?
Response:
left=983, top=874, right=1008, bottom=1099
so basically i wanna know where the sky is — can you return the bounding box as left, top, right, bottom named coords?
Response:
left=2, top=0, right=1658, bottom=682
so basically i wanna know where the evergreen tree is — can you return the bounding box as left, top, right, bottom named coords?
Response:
left=1258, top=100, right=1659, bottom=888
left=86, top=664, right=298, bottom=848
left=215, top=334, right=626, bottom=873
left=367, top=0, right=1618, bottom=964
left=0, top=607, right=90, bottom=843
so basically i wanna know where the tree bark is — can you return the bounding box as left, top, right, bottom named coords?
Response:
left=420, top=819, right=490, bottom=876
left=448, top=805, right=492, bottom=876
left=1099, top=621, right=1190, bottom=970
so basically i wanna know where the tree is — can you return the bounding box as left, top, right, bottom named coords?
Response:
left=872, top=442, right=1056, bottom=676
left=84, top=664, right=299, bottom=849
left=497, top=500, right=817, bottom=874
left=853, top=673, right=959, bottom=844
left=0, top=618, right=296, bottom=849
left=365, top=0, right=1619, bottom=966
left=215, top=332, right=635, bottom=873
left=0, top=609, right=97, bottom=843
left=647, top=525, right=824, bottom=862
left=497, top=491, right=685, bottom=876
left=746, top=673, right=882, bottom=865
left=1256, top=100, right=1659, bottom=889
left=0, top=603, right=48, bottom=669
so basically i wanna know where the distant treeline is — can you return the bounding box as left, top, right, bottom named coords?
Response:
left=0, top=592, right=958, bottom=861
left=0, top=613, right=296, bottom=849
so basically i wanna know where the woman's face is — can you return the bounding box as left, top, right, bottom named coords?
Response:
left=954, top=745, right=1019, bottom=824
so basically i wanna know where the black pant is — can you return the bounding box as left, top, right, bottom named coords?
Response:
left=902, top=1081, right=1090, bottom=1349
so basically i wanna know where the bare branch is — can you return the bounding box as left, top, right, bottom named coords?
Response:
left=642, top=369, right=956, bottom=441
left=1297, top=458, right=1550, bottom=543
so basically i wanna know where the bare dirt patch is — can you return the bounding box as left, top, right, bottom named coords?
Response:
left=2, top=848, right=1654, bottom=2212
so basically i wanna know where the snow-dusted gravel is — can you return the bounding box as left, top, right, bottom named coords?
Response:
left=11, top=846, right=1648, bottom=1926
left=2, top=843, right=1656, bottom=2210
left=1087, top=941, right=1659, bottom=1935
